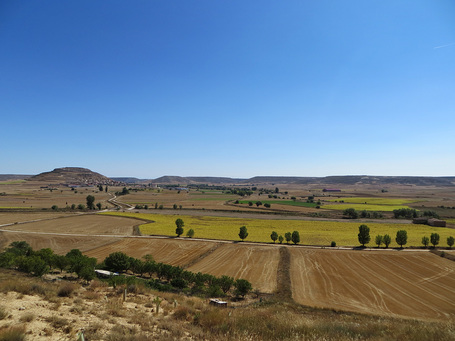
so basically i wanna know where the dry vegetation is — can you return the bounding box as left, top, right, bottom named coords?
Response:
left=0, top=269, right=454, bottom=341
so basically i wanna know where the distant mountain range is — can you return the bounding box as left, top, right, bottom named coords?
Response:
left=1, top=168, right=454, bottom=187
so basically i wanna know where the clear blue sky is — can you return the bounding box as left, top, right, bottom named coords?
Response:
left=1, top=1, right=454, bottom=178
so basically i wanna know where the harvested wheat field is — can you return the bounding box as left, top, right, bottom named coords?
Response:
left=0, top=231, right=117, bottom=255
left=0, top=214, right=138, bottom=236
left=290, top=248, right=455, bottom=320
left=187, top=243, right=280, bottom=293
left=0, top=212, right=75, bottom=225
left=85, top=237, right=217, bottom=266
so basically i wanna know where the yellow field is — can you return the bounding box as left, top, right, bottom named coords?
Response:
left=101, top=212, right=455, bottom=247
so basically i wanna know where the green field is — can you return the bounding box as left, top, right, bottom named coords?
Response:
left=238, top=200, right=318, bottom=208
left=327, top=197, right=422, bottom=205
left=0, top=180, right=27, bottom=185
left=101, top=212, right=454, bottom=248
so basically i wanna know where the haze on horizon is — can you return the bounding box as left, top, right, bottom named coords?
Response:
left=1, top=1, right=454, bottom=179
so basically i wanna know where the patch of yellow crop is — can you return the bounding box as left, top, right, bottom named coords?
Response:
left=100, top=212, right=454, bottom=248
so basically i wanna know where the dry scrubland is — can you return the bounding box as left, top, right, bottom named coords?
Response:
left=1, top=269, right=454, bottom=341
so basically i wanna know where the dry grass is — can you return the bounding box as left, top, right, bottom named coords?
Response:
left=0, top=325, right=26, bottom=341
left=18, top=312, right=35, bottom=322
left=57, top=282, right=78, bottom=297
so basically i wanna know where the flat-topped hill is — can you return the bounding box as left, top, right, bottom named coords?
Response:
left=28, top=167, right=117, bottom=185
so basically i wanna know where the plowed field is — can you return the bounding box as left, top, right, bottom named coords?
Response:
left=290, top=248, right=455, bottom=320
left=1, top=214, right=137, bottom=235
left=84, top=238, right=217, bottom=266
left=0, top=231, right=117, bottom=255
left=187, top=244, right=280, bottom=293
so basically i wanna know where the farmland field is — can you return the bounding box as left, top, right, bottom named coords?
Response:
left=290, top=248, right=455, bottom=320
left=1, top=214, right=138, bottom=236
left=239, top=200, right=318, bottom=207
left=84, top=238, right=217, bottom=266
left=326, top=197, right=422, bottom=205
left=322, top=203, right=414, bottom=211
left=101, top=212, right=455, bottom=247
left=187, top=243, right=279, bottom=293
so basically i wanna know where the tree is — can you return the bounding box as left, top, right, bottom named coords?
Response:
left=86, top=195, right=95, bottom=210
left=448, top=236, right=455, bottom=249
left=396, top=230, right=408, bottom=248
left=375, top=235, right=383, bottom=248
left=104, top=252, right=130, bottom=273
left=343, top=208, right=359, bottom=219
left=96, top=202, right=102, bottom=210
left=284, top=232, right=292, bottom=244
left=430, top=233, right=440, bottom=248
left=218, top=275, right=234, bottom=294
left=186, top=228, right=195, bottom=238
left=234, top=278, right=252, bottom=297
left=291, top=231, right=300, bottom=245
left=7, top=241, right=32, bottom=256
left=239, top=226, right=248, bottom=241
left=275, top=187, right=279, bottom=193
left=421, top=236, right=430, bottom=248
left=278, top=235, right=284, bottom=244
left=358, top=224, right=370, bottom=247
left=255, top=201, right=262, bottom=207
left=383, top=234, right=391, bottom=248
left=175, top=218, right=184, bottom=237
left=270, top=231, right=278, bottom=243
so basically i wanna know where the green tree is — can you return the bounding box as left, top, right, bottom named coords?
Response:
left=383, top=234, right=391, bottom=248
left=234, top=278, right=252, bottom=297
left=396, top=230, right=408, bottom=248
left=96, top=202, right=102, bottom=210
left=278, top=235, right=284, bottom=244
left=430, top=233, right=440, bottom=248
left=104, top=252, right=130, bottom=273
left=375, top=235, right=383, bottom=248
left=218, top=275, right=234, bottom=294
left=7, top=241, right=32, bottom=256
left=421, top=236, right=430, bottom=248
left=239, top=226, right=248, bottom=241
left=448, top=236, right=455, bottom=249
left=284, top=232, right=292, bottom=244
left=255, top=201, right=262, bottom=207
left=175, top=218, right=184, bottom=237
left=186, top=228, right=195, bottom=238
left=270, top=231, right=278, bottom=243
left=291, top=231, right=300, bottom=245
left=358, top=225, right=370, bottom=247
left=86, top=195, right=95, bottom=210
left=343, top=208, right=359, bottom=219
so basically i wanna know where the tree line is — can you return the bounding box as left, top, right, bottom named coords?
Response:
left=0, top=241, right=252, bottom=298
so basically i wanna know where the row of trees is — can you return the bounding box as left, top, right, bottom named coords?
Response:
left=0, top=242, right=253, bottom=298
left=358, top=225, right=454, bottom=249
left=102, top=251, right=252, bottom=297
left=392, top=208, right=440, bottom=219
left=0, top=241, right=97, bottom=280
left=343, top=208, right=384, bottom=219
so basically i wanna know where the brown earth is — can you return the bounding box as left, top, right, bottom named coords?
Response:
left=290, top=248, right=455, bottom=321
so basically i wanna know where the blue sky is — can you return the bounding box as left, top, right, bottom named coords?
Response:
left=1, top=1, right=454, bottom=178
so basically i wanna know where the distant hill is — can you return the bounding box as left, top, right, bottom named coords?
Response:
left=152, top=175, right=455, bottom=187
left=28, top=167, right=119, bottom=185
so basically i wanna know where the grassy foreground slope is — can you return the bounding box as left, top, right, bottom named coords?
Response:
left=101, top=212, right=454, bottom=247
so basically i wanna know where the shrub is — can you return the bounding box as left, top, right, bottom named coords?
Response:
left=57, top=283, right=78, bottom=297
left=0, top=326, right=26, bottom=341
left=330, top=241, right=336, bottom=247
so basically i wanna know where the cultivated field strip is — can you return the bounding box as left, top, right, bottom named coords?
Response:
left=290, top=248, right=455, bottom=320
left=0, top=214, right=137, bottom=236
left=84, top=238, right=216, bottom=266
left=187, top=244, right=280, bottom=293
left=0, top=231, right=117, bottom=255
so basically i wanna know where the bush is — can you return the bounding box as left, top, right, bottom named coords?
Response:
left=0, top=326, right=26, bottom=341
left=57, top=283, right=78, bottom=297
left=330, top=241, right=336, bottom=247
